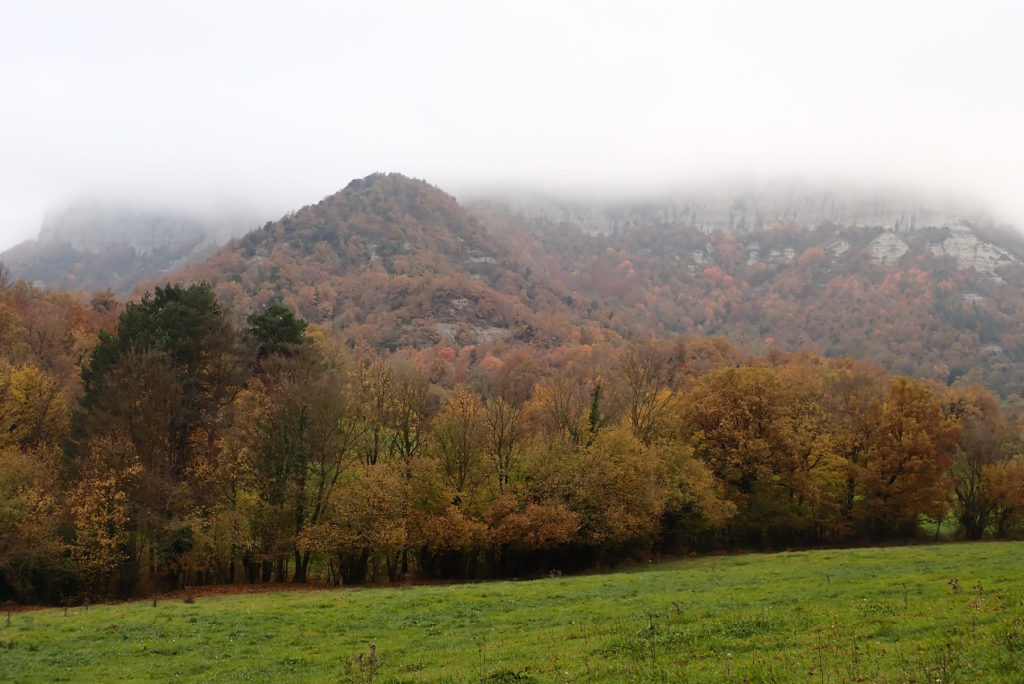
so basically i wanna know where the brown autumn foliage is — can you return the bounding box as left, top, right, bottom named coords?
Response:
left=1, top=240, right=1024, bottom=604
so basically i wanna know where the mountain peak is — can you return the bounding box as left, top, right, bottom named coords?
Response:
left=237, top=172, right=490, bottom=262
left=164, top=174, right=561, bottom=350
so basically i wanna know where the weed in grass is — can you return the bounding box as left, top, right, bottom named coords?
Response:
left=474, top=634, right=486, bottom=681
left=814, top=629, right=825, bottom=684
left=949, top=577, right=960, bottom=594
left=970, top=581, right=987, bottom=632
left=644, top=608, right=660, bottom=663
left=932, top=629, right=966, bottom=680
left=848, top=634, right=860, bottom=682
left=723, top=611, right=775, bottom=639
left=483, top=667, right=534, bottom=682
left=1002, top=617, right=1024, bottom=653
left=346, top=643, right=379, bottom=683
left=895, top=645, right=912, bottom=684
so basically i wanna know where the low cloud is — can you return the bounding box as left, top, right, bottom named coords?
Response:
left=2, top=1, right=1022, bottom=251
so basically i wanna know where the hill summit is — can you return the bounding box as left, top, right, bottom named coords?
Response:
left=167, top=173, right=570, bottom=349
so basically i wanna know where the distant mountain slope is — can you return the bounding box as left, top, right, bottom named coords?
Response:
left=471, top=194, right=1024, bottom=396
left=165, top=174, right=577, bottom=349
left=157, top=174, right=1024, bottom=397
left=0, top=201, right=250, bottom=295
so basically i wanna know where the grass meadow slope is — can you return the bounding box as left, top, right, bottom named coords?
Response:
left=3, top=542, right=1023, bottom=682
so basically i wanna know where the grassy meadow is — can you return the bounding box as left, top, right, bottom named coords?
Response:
left=2, top=542, right=1023, bottom=682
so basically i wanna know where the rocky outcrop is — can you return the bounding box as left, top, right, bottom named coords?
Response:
left=478, top=185, right=988, bottom=237
left=827, top=240, right=850, bottom=257
left=868, top=232, right=910, bottom=266
left=928, top=224, right=1015, bottom=275
left=480, top=190, right=1019, bottom=276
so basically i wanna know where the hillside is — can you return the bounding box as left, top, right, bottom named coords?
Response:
left=156, top=174, right=1024, bottom=396
left=470, top=193, right=1024, bottom=397
left=166, top=173, right=576, bottom=349
left=8, top=180, right=1024, bottom=609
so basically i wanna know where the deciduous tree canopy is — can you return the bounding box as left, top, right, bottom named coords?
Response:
left=0, top=278, right=1022, bottom=605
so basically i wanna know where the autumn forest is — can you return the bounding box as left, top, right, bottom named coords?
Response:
left=2, top=268, right=1024, bottom=606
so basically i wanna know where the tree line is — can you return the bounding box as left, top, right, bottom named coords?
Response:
left=2, top=281, right=1024, bottom=604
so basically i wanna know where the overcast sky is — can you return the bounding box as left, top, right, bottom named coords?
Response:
left=1, top=1, right=1023, bottom=250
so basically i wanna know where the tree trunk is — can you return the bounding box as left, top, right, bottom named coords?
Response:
left=293, top=549, right=311, bottom=583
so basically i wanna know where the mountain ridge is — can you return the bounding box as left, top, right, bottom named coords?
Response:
left=8, top=173, right=1024, bottom=397
left=161, top=173, right=575, bottom=350
left=470, top=194, right=1024, bottom=395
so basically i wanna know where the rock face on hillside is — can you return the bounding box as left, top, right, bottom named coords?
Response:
left=861, top=225, right=1017, bottom=272
left=868, top=232, right=910, bottom=266
left=469, top=189, right=1024, bottom=397
left=474, top=188, right=1019, bottom=277
left=927, top=224, right=1016, bottom=275
left=485, top=187, right=981, bottom=237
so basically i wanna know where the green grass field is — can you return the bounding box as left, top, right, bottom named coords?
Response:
left=3, top=542, right=1023, bottom=682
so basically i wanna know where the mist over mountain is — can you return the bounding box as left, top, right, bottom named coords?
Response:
left=5, top=172, right=1022, bottom=394
left=471, top=182, right=993, bottom=238
left=481, top=191, right=1024, bottom=392
left=0, top=200, right=256, bottom=294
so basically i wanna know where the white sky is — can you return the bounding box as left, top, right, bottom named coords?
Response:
left=1, top=1, right=1023, bottom=250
